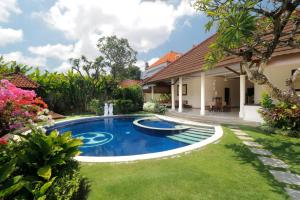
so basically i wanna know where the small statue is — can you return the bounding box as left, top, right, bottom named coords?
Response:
left=109, top=103, right=113, bottom=116
left=104, top=103, right=109, bottom=116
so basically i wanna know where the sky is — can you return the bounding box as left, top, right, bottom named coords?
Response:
left=0, top=0, right=214, bottom=72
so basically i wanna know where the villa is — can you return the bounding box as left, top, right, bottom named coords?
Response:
left=142, top=51, right=182, bottom=102
left=143, top=35, right=300, bottom=123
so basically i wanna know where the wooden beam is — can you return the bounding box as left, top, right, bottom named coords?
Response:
left=225, top=67, right=240, bottom=75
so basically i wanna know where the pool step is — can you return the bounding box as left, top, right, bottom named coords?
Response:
left=167, top=135, right=195, bottom=144
left=168, top=126, right=214, bottom=144
left=185, top=130, right=214, bottom=136
left=181, top=132, right=210, bottom=139
left=188, top=128, right=214, bottom=134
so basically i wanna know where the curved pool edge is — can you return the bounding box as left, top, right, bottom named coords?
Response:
left=74, top=114, right=223, bottom=163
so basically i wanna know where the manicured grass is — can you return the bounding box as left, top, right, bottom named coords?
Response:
left=239, top=126, right=300, bottom=175
left=80, top=127, right=288, bottom=200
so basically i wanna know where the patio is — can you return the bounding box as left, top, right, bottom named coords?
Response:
left=167, top=108, right=259, bottom=126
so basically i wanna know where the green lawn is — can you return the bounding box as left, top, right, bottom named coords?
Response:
left=80, top=127, right=293, bottom=200
left=240, top=126, right=300, bottom=175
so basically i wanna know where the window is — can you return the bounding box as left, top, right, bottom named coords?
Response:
left=292, top=69, right=300, bottom=92
left=177, top=84, right=187, bottom=96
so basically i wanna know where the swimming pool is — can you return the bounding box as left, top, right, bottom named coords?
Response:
left=47, top=115, right=223, bottom=162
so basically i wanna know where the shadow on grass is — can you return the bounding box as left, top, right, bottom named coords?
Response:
left=237, top=126, right=300, bottom=174
left=225, top=141, right=288, bottom=197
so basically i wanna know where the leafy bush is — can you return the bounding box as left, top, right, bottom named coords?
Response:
left=159, top=93, right=171, bottom=103
left=0, top=127, right=87, bottom=199
left=112, top=86, right=144, bottom=113
left=87, top=99, right=103, bottom=115
left=143, top=101, right=167, bottom=114
left=112, top=99, right=134, bottom=114
left=259, top=94, right=300, bottom=137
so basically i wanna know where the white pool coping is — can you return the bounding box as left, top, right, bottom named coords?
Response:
left=70, top=114, right=223, bottom=163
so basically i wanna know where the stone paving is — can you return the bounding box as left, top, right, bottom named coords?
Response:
left=230, top=127, right=300, bottom=199
left=258, top=156, right=288, bottom=168
left=242, top=141, right=263, bottom=148
left=269, top=170, right=300, bottom=185
left=248, top=147, right=273, bottom=156
left=236, top=135, right=254, bottom=141
left=285, top=188, right=300, bottom=200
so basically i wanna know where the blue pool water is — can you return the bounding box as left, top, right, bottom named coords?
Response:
left=50, top=117, right=188, bottom=156
left=139, top=119, right=177, bottom=128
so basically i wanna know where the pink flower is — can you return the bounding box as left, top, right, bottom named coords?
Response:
left=0, top=136, right=8, bottom=145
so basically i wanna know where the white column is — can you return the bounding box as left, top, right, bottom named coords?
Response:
left=239, top=74, right=246, bottom=118
left=200, top=72, right=206, bottom=116
left=151, top=85, right=154, bottom=100
left=171, top=79, right=175, bottom=110
left=178, top=77, right=183, bottom=112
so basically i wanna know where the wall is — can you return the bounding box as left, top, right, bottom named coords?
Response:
left=254, top=54, right=300, bottom=104
left=144, top=93, right=161, bottom=102
left=243, top=105, right=264, bottom=123
left=174, top=76, right=242, bottom=108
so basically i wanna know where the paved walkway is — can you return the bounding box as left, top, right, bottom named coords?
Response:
left=229, top=127, right=300, bottom=200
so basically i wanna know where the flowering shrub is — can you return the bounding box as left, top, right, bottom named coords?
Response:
left=0, top=79, right=51, bottom=137
left=143, top=101, right=167, bottom=114
left=259, top=93, right=300, bottom=137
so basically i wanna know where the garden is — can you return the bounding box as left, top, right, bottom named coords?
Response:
left=1, top=0, right=300, bottom=199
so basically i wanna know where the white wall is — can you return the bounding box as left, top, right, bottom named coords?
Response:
left=254, top=55, right=300, bottom=104
left=174, top=76, right=241, bottom=108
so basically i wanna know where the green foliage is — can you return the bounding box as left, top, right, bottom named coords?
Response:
left=112, top=99, right=135, bottom=114
left=159, top=93, right=171, bottom=103
left=259, top=95, right=300, bottom=137
left=260, top=93, right=274, bottom=109
left=0, top=57, right=32, bottom=76
left=0, top=128, right=85, bottom=199
left=126, top=65, right=141, bottom=80
left=143, top=100, right=167, bottom=114
left=30, top=68, right=118, bottom=114
left=87, top=99, right=103, bottom=115
left=97, top=35, right=138, bottom=80
left=46, top=160, right=89, bottom=200
left=112, top=86, right=144, bottom=113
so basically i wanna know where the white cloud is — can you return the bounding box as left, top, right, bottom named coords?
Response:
left=2, top=51, right=46, bottom=67
left=56, top=61, right=72, bottom=73
left=0, top=27, right=23, bottom=46
left=28, top=43, right=77, bottom=61
left=42, top=0, right=195, bottom=59
left=148, top=57, right=159, bottom=65
left=0, top=0, right=21, bottom=22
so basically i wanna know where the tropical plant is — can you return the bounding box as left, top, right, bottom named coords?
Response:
left=87, top=99, right=103, bottom=115
left=0, top=127, right=84, bottom=200
left=194, top=0, right=300, bottom=106
left=259, top=93, right=300, bottom=137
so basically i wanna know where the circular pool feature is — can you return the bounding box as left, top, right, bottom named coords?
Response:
left=133, top=117, right=190, bottom=133
left=46, top=115, right=223, bottom=162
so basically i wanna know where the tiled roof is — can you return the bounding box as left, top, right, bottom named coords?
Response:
left=119, top=79, right=141, bottom=88
left=2, top=73, right=39, bottom=89
left=149, top=51, right=182, bottom=69
left=146, top=12, right=300, bottom=83
left=147, top=35, right=216, bottom=82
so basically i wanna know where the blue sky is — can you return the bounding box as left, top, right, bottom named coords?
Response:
left=0, top=0, right=214, bottom=72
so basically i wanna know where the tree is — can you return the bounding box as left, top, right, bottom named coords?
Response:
left=0, top=57, right=32, bottom=76
left=69, top=55, right=107, bottom=108
left=194, top=0, right=300, bottom=105
left=97, top=35, right=137, bottom=80
left=125, top=65, right=141, bottom=80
